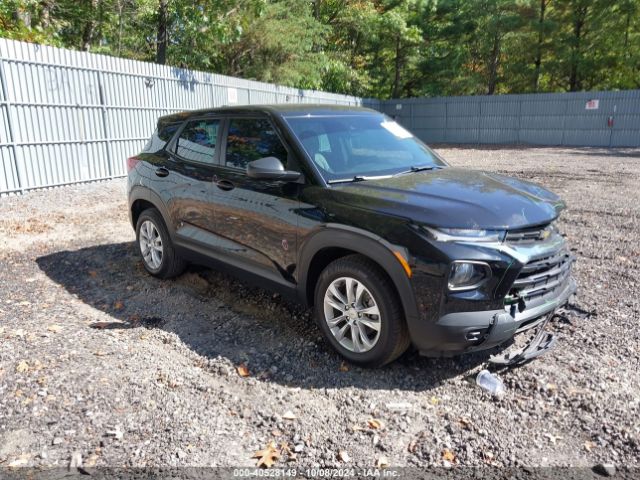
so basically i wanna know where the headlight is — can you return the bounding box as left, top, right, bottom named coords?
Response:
left=448, top=261, right=492, bottom=291
left=422, top=226, right=505, bottom=243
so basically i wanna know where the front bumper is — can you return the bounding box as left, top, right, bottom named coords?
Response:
left=417, top=274, right=577, bottom=357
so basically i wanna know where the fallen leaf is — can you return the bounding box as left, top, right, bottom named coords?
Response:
left=376, top=456, right=389, bottom=469
left=442, top=449, right=456, bottom=463
left=407, top=440, right=418, bottom=453
left=339, top=361, right=349, bottom=372
left=338, top=450, right=350, bottom=462
left=88, top=270, right=98, bottom=278
left=584, top=441, right=595, bottom=452
left=113, top=301, right=124, bottom=311
left=429, top=396, right=440, bottom=406
left=458, top=417, right=472, bottom=430
left=93, top=351, right=108, bottom=357
left=47, top=325, right=62, bottom=333
left=253, top=441, right=280, bottom=468
left=282, top=411, right=296, bottom=421
left=237, top=364, right=250, bottom=377
left=367, top=419, right=383, bottom=430
left=16, top=361, right=30, bottom=373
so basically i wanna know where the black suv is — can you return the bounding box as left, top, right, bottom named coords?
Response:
left=127, top=105, right=576, bottom=367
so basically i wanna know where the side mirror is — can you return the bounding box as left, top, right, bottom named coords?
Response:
left=246, top=157, right=301, bottom=181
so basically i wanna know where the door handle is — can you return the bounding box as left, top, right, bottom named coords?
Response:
left=155, top=167, right=170, bottom=177
left=216, top=179, right=235, bottom=191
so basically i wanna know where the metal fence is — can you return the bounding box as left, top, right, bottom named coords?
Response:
left=379, top=90, right=640, bottom=147
left=0, top=38, right=370, bottom=195
left=1, top=37, right=639, bottom=196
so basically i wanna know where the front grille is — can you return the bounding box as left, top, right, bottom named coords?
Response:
left=506, top=224, right=554, bottom=244
left=511, top=249, right=573, bottom=301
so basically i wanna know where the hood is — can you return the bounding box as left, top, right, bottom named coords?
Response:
left=330, top=168, right=564, bottom=229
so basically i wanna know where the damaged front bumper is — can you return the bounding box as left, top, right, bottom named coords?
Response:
left=418, top=227, right=578, bottom=358
left=421, top=275, right=576, bottom=357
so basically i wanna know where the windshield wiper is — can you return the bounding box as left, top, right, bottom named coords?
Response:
left=392, top=165, right=443, bottom=177
left=327, top=174, right=392, bottom=184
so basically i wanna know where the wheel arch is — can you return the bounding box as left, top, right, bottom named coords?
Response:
left=129, top=186, right=174, bottom=235
left=298, top=226, right=419, bottom=325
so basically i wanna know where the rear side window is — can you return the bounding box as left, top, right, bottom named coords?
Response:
left=225, top=118, right=287, bottom=170
left=143, top=122, right=180, bottom=153
left=174, top=119, right=220, bottom=165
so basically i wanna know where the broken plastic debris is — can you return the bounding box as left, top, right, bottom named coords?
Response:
left=476, top=369, right=505, bottom=396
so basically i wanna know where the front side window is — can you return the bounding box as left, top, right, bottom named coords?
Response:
left=174, top=119, right=219, bottom=165
left=225, top=118, right=287, bottom=170
left=285, top=114, right=446, bottom=180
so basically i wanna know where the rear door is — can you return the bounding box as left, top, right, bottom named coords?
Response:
left=209, top=116, right=300, bottom=285
left=164, top=117, right=223, bottom=252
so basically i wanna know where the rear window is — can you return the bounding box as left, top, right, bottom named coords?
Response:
left=173, top=119, right=220, bottom=165
left=143, top=122, right=180, bottom=153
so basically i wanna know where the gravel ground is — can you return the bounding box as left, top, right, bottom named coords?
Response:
left=0, top=146, right=639, bottom=476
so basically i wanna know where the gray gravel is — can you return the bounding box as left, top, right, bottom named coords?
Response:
left=0, top=146, right=639, bottom=474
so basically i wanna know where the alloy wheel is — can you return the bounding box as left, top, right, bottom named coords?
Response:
left=323, top=276, right=381, bottom=353
left=139, top=220, right=163, bottom=270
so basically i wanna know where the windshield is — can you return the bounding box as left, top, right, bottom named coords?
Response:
left=284, top=114, right=446, bottom=182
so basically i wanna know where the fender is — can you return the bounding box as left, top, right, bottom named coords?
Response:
left=128, top=185, right=176, bottom=238
left=297, top=224, right=420, bottom=325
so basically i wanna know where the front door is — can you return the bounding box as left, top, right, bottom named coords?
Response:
left=211, top=116, right=300, bottom=285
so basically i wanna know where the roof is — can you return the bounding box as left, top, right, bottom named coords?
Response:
left=158, top=104, right=380, bottom=124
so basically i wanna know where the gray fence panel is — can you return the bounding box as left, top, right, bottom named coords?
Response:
left=0, top=38, right=364, bottom=195
left=382, top=90, right=640, bottom=148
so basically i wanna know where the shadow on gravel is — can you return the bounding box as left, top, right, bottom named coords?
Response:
left=36, top=242, right=490, bottom=391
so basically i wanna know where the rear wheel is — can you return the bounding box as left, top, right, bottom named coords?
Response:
left=314, top=254, right=410, bottom=367
left=135, top=208, right=186, bottom=279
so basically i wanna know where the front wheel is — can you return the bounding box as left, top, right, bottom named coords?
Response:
left=135, top=208, right=186, bottom=279
left=314, top=255, right=410, bottom=367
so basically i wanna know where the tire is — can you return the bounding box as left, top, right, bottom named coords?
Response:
left=135, top=208, right=186, bottom=279
left=314, top=254, right=410, bottom=367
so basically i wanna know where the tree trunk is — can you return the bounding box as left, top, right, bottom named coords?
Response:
left=391, top=35, right=402, bottom=98
left=156, top=0, right=169, bottom=65
left=487, top=33, right=501, bottom=95
left=313, top=0, right=321, bottom=20
left=81, top=0, right=99, bottom=51
left=40, top=0, right=53, bottom=29
left=13, top=6, right=32, bottom=29
left=569, top=4, right=587, bottom=92
left=117, top=0, right=124, bottom=56
left=533, top=0, right=547, bottom=92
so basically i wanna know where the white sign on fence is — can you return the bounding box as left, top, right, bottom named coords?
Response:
left=585, top=99, right=599, bottom=110
left=227, top=87, right=238, bottom=104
